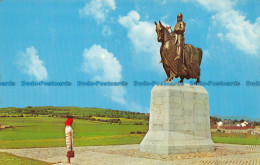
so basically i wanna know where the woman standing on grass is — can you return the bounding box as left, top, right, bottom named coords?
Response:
left=65, top=117, right=74, bottom=163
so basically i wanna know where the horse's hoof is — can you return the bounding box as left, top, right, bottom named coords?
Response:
left=165, top=77, right=173, bottom=82
left=175, top=56, right=180, bottom=60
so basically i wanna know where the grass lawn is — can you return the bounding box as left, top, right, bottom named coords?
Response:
left=212, top=132, right=260, bottom=145
left=0, top=117, right=147, bottom=149
left=0, top=117, right=259, bottom=150
left=0, top=152, right=49, bottom=165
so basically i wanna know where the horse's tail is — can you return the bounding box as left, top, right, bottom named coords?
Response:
left=196, top=48, right=203, bottom=66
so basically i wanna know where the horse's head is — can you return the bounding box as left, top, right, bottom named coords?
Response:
left=154, top=21, right=166, bottom=42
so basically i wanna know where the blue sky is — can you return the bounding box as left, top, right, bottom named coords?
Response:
left=0, top=0, right=259, bottom=118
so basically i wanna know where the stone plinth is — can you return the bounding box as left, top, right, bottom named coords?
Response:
left=140, top=84, right=215, bottom=154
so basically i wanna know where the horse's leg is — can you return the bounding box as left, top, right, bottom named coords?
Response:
left=196, top=77, right=200, bottom=84
left=180, top=77, right=184, bottom=83
left=163, top=63, right=171, bottom=82
left=165, top=71, right=171, bottom=82
left=165, top=77, right=169, bottom=82
left=164, top=72, right=171, bottom=82
left=168, top=75, right=174, bottom=82
left=168, top=70, right=175, bottom=82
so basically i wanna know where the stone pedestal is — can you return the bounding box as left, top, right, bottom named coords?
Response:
left=140, top=84, right=215, bottom=154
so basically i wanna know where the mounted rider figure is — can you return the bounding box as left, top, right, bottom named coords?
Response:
left=166, top=13, right=186, bottom=62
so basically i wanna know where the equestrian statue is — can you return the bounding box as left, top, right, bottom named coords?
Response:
left=155, top=13, right=202, bottom=83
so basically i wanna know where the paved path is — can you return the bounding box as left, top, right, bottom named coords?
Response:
left=1, top=144, right=259, bottom=165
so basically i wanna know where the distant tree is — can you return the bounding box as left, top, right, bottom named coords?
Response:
left=210, top=116, right=221, bottom=126
left=66, top=114, right=74, bottom=118
left=253, top=121, right=260, bottom=126
left=16, top=109, right=22, bottom=113
left=30, top=109, right=36, bottom=114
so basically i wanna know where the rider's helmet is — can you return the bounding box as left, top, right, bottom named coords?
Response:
left=177, top=13, right=183, bottom=22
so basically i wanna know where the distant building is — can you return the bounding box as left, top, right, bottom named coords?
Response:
left=241, top=123, right=247, bottom=127
left=217, top=121, right=223, bottom=127
left=247, top=121, right=253, bottom=126
left=223, top=119, right=233, bottom=126
left=243, top=121, right=248, bottom=125
left=211, top=119, right=256, bottom=134
left=211, top=119, right=257, bottom=135
left=234, top=122, right=240, bottom=125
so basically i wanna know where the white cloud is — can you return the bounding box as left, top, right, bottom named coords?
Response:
left=118, top=10, right=161, bottom=71
left=102, top=25, right=112, bottom=36
left=161, top=0, right=236, bottom=11
left=194, top=0, right=260, bottom=56
left=173, top=0, right=260, bottom=56
left=214, top=10, right=260, bottom=55
left=82, top=44, right=126, bottom=104
left=79, top=0, right=116, bottom=24
left=196, top=0, right=236, bottom=12
left=16, top=46, right=48, bottom=81
left=217, top=33, right=224, bottom=40
left=82, top=44, right=121, bottom=81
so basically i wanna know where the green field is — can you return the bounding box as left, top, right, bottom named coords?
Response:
left=0, top=117, right=147, bottom=149
left=1, top=116, right=259, bottom=150
left=0, top=152, right=49, bottom=165
left=0, top=117, right=259, bottom=165
left=0, top=106, right=259, bottom=150
left=212, top=132, right=260, bottom=145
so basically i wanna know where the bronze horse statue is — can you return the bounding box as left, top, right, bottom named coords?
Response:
left=155, top=21, right=202, bottom=83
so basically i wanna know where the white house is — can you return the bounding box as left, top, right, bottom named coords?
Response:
left=243, top=121, right=248, bottom=125
left=241, top=123, right=247, bottom=127
left=217, top=121, right=223, bottom=126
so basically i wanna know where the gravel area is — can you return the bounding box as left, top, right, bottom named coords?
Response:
left=0, top=144, right=259, bottom=165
